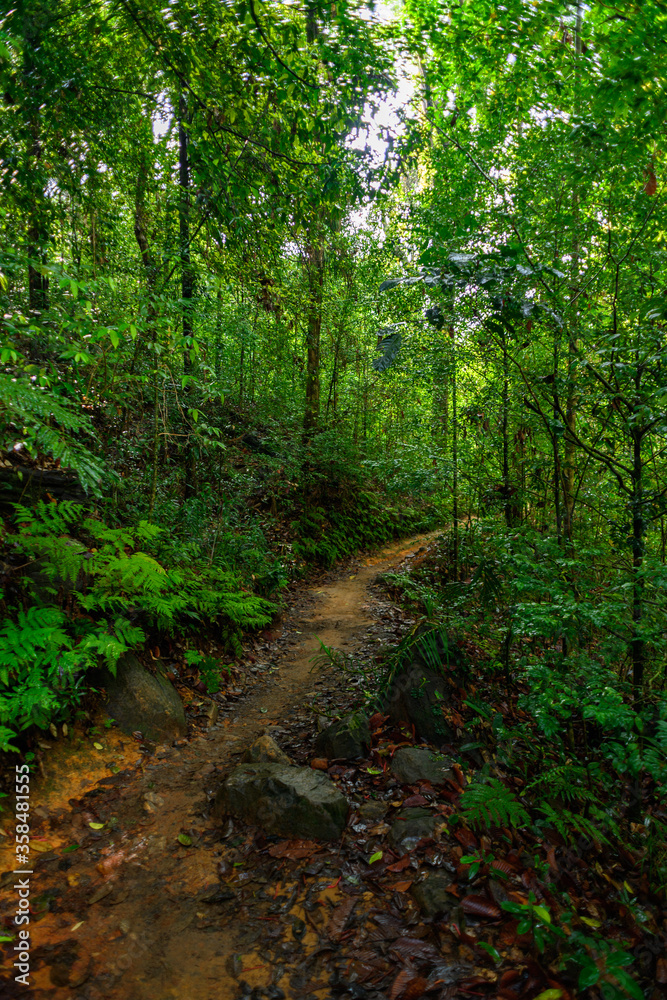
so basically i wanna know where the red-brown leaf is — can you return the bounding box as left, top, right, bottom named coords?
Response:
left=452, top=762, right=466, bottom=788
left=402, top=794, right=428, bottom=807
left=267, top=839, right=319, bottom=860
left=390, top=970, right=429, bottom=1000
left=461, top=894, right=501, bottom=919
left=498, top=970, right=523, bottom=999
left=386, top=855, right=411, bottom=873
left=390, top=937, right=441, bottom=963
left=404, top=977, right=429, bottom=1000
left=490, top=859, right=514, bottom=877
left=328, top=896, right=356, bottom=940
left=459, top=975, right=494, bottom=995
left=455, top=828, right=478, bottom=850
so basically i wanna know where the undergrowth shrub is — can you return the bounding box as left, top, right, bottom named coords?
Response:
left=0, top=500, right=273, bottom=751
left=293, top=488, right=439, bottom=567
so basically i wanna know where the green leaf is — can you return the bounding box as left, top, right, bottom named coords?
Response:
left=373, top=329, right=402, bottom=373
left=578, top=964, right=600, bottom=989
left=478, top=941, right=502, bottom=964
left=368, top=850, right=383, bottom=864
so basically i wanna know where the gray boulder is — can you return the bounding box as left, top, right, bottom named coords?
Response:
left=391, top=747, right=455, bottom=786
left=98, top=654, right=187, bottom=742
left=213, top=763, right=348, bottom=841
left=243, top=734, right=293, bottom=765
left=314, top=712, right=370, bottom=760
left=388, top=807, right=437, bottom=853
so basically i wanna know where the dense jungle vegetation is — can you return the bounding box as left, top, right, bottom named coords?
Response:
left=0, top=0, right=666, bottom=991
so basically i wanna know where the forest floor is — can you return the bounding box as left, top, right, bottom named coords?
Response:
left=0, top=530, right=475, bottom=1000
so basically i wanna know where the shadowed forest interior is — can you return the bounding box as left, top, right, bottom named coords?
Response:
left=0, top=2, right=666, bottom=999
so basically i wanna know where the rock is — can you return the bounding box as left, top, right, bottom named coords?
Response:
left=314, top=712, right=370, bottom=760
left=391, top=747, right=455, bottom=785
left=357, top=800, right=389, bottom=821
left=98, top=654, right=187, bottom=742
left=384, top=626, right=466, bottom=744
left=412, top=872, right=456, bottom=919
left=384, top=665, right=453, bottom=745
left=388, top=807, right=437, bottom=853
left=243, top=734, right=293, bottom=765
left=213, top=763, right=348, bottom=841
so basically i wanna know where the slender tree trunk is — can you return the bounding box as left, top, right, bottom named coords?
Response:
left=502, top=332, right=513, bottom=528
left=179, top=92, right=196, bottom=498
left=451, top=333, right=459, bottom=580
left=553, top=332, right=563, bottom=545
left=563, top=4, right=583, bottom=552
left=303, top=239, right=324, bottom=434
left=23, top=6, right=49, bottom=314
left=631, top=425, right=645, bottom=692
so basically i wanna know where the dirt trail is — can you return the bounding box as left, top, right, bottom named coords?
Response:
left=0, top=531, right=440, bottom=1000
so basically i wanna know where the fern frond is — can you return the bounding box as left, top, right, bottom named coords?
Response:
left=459, top=777, right=530, bottom=830
left=536, top=802, right=612, bottom=846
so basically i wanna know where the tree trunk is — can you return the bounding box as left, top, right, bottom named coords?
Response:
left=179, top=91, right=196, bottom=499
left=562, top=4, right=584, bottom=551
left=23, top=5, right=49, bottom=314
left=631, top=425, right=645, bottom=693
left=451, top=331, right=459, bottom=580
left=303, top=240, right=324, bottom=434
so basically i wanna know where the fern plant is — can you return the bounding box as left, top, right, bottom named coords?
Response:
left=459, top=776, right=530, bottom=830
left=0, top=374, right=104, bottom=491
left=0, top=606, right=141, bottom=752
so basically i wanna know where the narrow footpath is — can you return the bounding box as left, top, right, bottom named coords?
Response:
left=0, top=532, right=442, bottom=1000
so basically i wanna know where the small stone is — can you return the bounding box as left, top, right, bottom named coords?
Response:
left=391, top=747, right=455, bottom=785
left=388, top=807, right=437, bottom=853
left=143, top=791, right=165, bottom=809
left=242, top=734, right=293, bottom=765
left=358, top=800, right=389, bottom=821
left=310, top=758, right=329, bottom=771
left=412, top=872, right=455, bottom=918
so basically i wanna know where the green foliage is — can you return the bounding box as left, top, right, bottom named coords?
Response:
left=184, top=649, right=230, bottom=695
left=0, top=374, right=104, bottom=492
left=293, top=488, right=439, bottom=568
left=459, top=776, right=530, bottom=831
left=0, top=606, right=127, bottom=751
left=520, top=652, right=634, bottom=739
left=0, top=499, right=274, bottom=748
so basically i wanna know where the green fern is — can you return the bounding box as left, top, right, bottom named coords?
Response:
left=536, top=802, right=612, bottom=847
left=0, top=374, right=104, bottom=490
left=459, top=776, right=530, bottom=830
left=526, top=764, right=603, bottom=807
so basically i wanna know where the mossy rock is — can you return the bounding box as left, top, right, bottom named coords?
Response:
left=314, top=712, right=370, bottom=760
left=213, top=763, right=348, bottom=841
left=98, top=654, right=187, bottom=743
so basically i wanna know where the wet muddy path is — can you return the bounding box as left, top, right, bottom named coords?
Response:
left=0, top=532, right=441, bottom=1000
